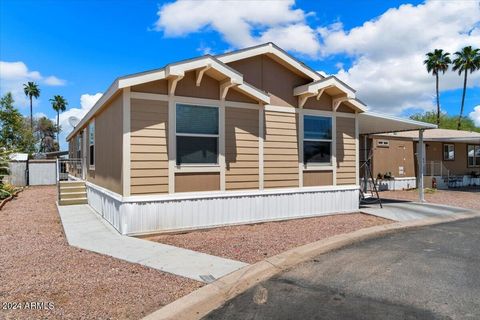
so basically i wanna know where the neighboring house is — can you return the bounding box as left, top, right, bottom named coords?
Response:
left=368, top=129, right=480, bottom=190
left=65, top=43, right=434, bottom=235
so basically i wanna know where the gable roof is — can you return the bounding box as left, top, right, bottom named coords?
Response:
left=216, top=42, right=323, bottom=81
left=66, top=55, right=270, bottom=141
left=293, top=76, right=356, bottom=98
left=66, top=43, right=368, bottom=142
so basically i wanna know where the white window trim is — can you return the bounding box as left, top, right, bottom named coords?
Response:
left=175, top=102, right=221, bottom=170
left=302, top=114, right=334, bottom=167
left=443, top=143, right=455, bottom=161
left=88, top=119, right=95, bottom=170
left=467, top=144, right=480, bottom=168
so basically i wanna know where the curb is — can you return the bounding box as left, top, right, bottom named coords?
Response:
left=143, top=210, right=480, bottom=320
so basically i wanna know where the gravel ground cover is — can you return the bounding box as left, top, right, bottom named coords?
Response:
left=148, top=213, right=390, bottom=264
left=382, top=188, right=480, bottom=211
left=0, top=186, right=202, bottom=320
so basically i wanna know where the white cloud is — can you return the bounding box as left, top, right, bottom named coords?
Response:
left=259, top=23, right=320, bottom=56
left=319, top=0, right=480, bottom=114
left=57, top=93, right=102, bottom=149
left=155, top=0, right=319, bottom=57
left=44, top=76, right=66, bottom=86
left=33, top=112, right=48, bottom=119
left=0, top=61, right=66, bottom=107
left=470, top=105, right=480, bottom=126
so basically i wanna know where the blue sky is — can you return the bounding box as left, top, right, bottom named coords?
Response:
left=1, top=0, right=479, bottom=149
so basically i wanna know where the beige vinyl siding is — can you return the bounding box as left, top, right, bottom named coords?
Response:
left=303, top=171, right=333, bottom=186
left=226, top=55, right=310, bottom=107
left=225, top=107, right=260, bottom=190
left=175, top=173, right=220, bottom=192
left=85, top=93, right=123, bottom=194
left=175, top=71, right=220, bottom=100
left=264, top=111, right=299, bottom=188
left=131, top=79, right=168, bottom=94
left=336, top=117, right=356, bottom=185
left=130, top=99, right=168, bottom=195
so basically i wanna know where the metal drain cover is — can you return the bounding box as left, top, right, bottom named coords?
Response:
left=200, top=274, right=216, bottom=283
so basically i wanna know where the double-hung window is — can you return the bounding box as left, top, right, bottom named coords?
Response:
left=176, top=104, right=219, bottom=165
left=468, top=145, right=480, bottom=167
left=443, top=143, right=455, bottom=161
left=89, top=120, right=95, bottom=168
left=303, top=115, right=332, bottom=165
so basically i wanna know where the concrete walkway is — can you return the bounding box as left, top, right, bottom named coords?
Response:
left=360, top=199, right=475, bottom=221
left=57, top=204, right=248, bottom=283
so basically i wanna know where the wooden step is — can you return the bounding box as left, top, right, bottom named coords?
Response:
left=60, top=186, right=86, bottom=193
left=60, top=191, right=87, bottom=200
left=59, top=198, right=88, bottom=206
left=59, top=181, right=85, bottom=187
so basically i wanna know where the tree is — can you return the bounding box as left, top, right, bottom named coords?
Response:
left=410, top=110, right=480, bottom=133
left=0, top=93, right=36, bottom=154
left=36, top=117, right=58, bottom=152
left=49, top=95, right=68, bottom=143
left=452, top=46, right=480, bottom=130
left=23, top=82, right=40, bottom=130
left=424, top=49, right=451, bottom=126
left=0, top=93, right=23, bottom=149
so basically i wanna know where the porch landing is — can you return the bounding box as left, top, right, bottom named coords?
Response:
left=360, top=199, right=476, bottom=222
left=56, top=204, right=248, bottom=282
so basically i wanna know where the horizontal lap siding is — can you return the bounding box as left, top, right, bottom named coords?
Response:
left=225, top=108, right=260, bottom=190
left=264, top=111, right=299, bottom=188
left=130, top=99, right=168, bottom=195
left=336, top=117, right=356, bottom=185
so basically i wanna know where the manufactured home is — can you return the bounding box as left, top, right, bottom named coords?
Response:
left=64, top=43, right=435, bottom=235
left=367, top=129, right=480, bottom=190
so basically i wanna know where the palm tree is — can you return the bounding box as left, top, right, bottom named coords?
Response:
left=23, top=82, right=40, bottom=130
left=49, top=95, right=68, bottom=145
left=424, top=49, right=451, bottom=126
left=452, top=46, right=480, bottom=130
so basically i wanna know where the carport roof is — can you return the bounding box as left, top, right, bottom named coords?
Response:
left=359, top=111, right=437, bottom=135
left=374, top=128, right=480, bottom=144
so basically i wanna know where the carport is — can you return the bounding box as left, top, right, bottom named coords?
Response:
left=358, top=111, right=437, bottom=202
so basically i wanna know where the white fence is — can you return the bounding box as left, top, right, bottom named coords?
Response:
left=29, top=160, right=57, bottom=185
left=6, top=162, right=28, bottom=186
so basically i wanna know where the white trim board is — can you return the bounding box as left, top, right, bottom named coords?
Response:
left=85, top=179, right=358, bottom=203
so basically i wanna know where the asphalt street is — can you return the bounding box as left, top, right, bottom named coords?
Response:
left=204, top=217, right=480, bottom=320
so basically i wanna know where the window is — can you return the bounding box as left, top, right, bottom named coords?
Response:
left=303, top=115, right=332, bottom=165
left=468, top=145, right=480, bottom=167
left=89, top=120, right=95, bottom=168
left=443, top=144, right=455, bottom=161
left=176, top=104, right=219, bottom=165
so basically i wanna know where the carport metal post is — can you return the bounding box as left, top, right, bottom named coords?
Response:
left=418, top=129, right=425, bottom=202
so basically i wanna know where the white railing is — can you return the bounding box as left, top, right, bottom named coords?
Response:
left=56, top=158, right=83, bottom=182
left=425, top=160, right=450, bottom=179
left=56, top=158, right=83, bottom=200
